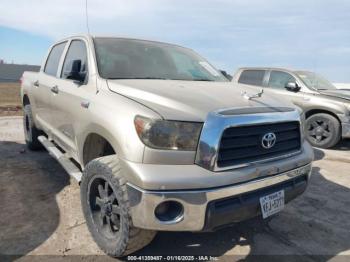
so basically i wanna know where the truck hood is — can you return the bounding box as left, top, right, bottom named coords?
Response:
left=318, top=89, right=350, bottom=101
left=107, top=80, right=295, bottom=121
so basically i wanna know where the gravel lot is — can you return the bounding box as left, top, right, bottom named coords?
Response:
left=1, top=116, right=350, bottom=261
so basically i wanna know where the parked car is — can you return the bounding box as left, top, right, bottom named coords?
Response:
left=232, top=68, right=350, bottom=148
left=21, top=36, right=313, bottom=257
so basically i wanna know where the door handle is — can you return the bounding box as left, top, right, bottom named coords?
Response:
left=81, top=100, right=90, bottom=109
left=51, top=85, right=59, bottom=94
left=33, top=80, right=39, bottom=87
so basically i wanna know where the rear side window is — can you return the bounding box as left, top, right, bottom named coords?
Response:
left=61, top=40, right=88, bottom=79
left=238, top=70, right=265, bottom=86
left=268, top=71, right=296, bottom=89
left=44, top=42, right=66, bottom=76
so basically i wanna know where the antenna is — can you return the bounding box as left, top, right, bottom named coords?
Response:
left=85, top=0, right=90, bottom=34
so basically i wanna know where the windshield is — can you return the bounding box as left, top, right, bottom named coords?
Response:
left=295, top=71, right=337, bottom=90
left=93, top=38, right=227, bottom=82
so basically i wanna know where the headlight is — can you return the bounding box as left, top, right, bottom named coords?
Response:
left=134, top=116, right=203, bottom=150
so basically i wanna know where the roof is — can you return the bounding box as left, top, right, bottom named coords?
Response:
left=56, top=34, right=192, bottom=51
left=0, top=64, right=40, bottom=82
left=237, top=67, right=297, bottom=72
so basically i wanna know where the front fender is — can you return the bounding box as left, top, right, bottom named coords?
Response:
left=75, top=87, right=161, bottom=168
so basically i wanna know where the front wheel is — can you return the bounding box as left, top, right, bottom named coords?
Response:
left=23, top=104, right=44, bottom=150
left=305, top=113, right=341, bottom=148
left=80, top=155, right=156, bottom=257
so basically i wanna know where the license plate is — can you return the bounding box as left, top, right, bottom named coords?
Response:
left=259, top=190, right=285, bottom=219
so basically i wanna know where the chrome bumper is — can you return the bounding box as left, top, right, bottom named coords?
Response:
left=127, top=163, right=312, bottom=231
left=338, top=114, right=350, bottom=138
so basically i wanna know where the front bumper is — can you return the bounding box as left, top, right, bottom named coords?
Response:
left=338, top=114, right=350, bottom=138
left=342, top=122, right=350, bottom=138
left=127, top=163, right=312, bottom=231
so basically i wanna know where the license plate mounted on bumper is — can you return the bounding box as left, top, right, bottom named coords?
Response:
left=259, top=190, right=285, bottom=219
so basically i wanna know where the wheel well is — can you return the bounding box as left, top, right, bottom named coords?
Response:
left=305, top=109, right=341, bottom=123
left=23, top=95, right=30, bottom=106
left=83, top=133, right=116, bottom=165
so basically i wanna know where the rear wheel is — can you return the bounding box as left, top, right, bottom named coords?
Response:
left=80, top=155, right=156, bottom=257
left=305, top=113, right=341, bottom=148
left=23, top=104, right=44, bottom=150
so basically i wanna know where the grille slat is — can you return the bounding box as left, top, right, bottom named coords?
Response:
left=220, top=136, right=260, bottom=150
left=222, top=122, right=298, bottom=138
left=217, top=121, right=301, bottom=168
left=220, top=129, right=300, bottom=151
left=219, top=140, right=300, bottom=161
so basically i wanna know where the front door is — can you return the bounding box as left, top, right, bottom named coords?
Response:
left=264, top=70, right=306, bottom=108
left=50, top=39, right=93, bottom=159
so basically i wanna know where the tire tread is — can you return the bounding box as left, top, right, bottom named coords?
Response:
left=81, top=155, right=156, bottom=257
left=23, top=104, right=43, bottom=150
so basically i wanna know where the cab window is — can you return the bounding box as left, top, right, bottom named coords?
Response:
left=61, top=40, right=88, bottom=80
left=238, top=70, right=265, bottom=86
left=44, top=42, right=66, bottom=76
left=268, top=71, right=296, bottom=89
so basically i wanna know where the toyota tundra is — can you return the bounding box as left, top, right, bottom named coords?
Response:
left=21, top=36, right=313, bottom=257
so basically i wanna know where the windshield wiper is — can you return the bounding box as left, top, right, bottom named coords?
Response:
left=135, top=77, right=169, bottom=80
left=108, top=77, right=216, bottom=81
left=192, top=79, right=214, bottom=81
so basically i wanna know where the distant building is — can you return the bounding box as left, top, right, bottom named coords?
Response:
left=0, top=63, right=40, bottom=82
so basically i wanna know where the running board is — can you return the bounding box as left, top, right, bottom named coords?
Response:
left=38, top=136, right=82, bottom=182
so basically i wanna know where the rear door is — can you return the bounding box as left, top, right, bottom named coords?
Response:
left=237, top=69, right=267, bottom=87
left=50, top=38, right=94, bottom=158
left=265, top=70, right=305, bottom=108
left=33, top=41, right=67, bottom=134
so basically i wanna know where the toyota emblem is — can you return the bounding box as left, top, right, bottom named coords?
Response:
left=261, top=132, right=276, bottom=149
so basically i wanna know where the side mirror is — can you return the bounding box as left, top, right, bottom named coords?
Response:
left=285, top=82, right=300, bottom=92
left=219, top=70, right=233, bottom=81
left=64, top=59, right=86, bottom=83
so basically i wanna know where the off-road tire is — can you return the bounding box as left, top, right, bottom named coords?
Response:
left=23, top=104, right=44, bottom=150
left=80, top=155, right=156, bottom=257
left=305, top=113, right=341, bottom=149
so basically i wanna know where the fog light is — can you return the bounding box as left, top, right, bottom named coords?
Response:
left=154, top=201, right=184, bottom=224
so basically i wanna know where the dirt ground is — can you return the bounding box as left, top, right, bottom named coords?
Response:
left=0, top=83, right=23, bottom=116
left=1, top=116, right=350, bottom=261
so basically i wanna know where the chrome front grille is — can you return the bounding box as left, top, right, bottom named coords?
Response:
left=195, top=107, right=302, bottom=171
left=217, top=122, right=301, bottom=168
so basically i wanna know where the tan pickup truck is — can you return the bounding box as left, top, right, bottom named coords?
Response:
left=21, top=35, right=313, bottom=257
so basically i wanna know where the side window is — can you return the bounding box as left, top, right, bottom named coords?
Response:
left=61, top=40, right=88, bottom=79
left=44, top=42, right=66, bottom=76
left=268, top=71, right=296, bottom=89
left=238, top=70, right=265, bottom=86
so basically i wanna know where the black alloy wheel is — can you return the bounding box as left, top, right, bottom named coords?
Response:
left=305, top=113, right=340, bottom=148
left=88, top=177, right=121, bottom=238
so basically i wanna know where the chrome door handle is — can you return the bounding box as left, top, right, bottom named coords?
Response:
left=51, top=85, right=59, bottom=94
left=81, top=100, right=90, bottom=109
left=33, top=80, right=39, bottom=87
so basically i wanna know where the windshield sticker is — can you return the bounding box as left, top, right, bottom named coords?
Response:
left=199, top=61, right=219, bottom=76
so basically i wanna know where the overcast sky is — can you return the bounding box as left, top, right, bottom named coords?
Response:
left=0, top=0, right=349, bottom=82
